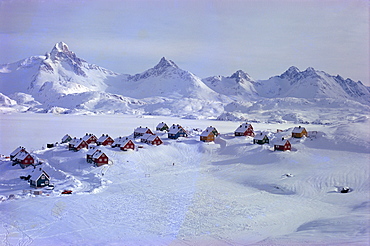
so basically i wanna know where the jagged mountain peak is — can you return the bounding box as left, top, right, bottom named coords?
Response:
left=279, top=66, right=301, bottom=80
left=230, top=70, right=254, bottom=82
left=154, top=57, right=179, bottom=70
left=51, top=42, right=70, bottom=53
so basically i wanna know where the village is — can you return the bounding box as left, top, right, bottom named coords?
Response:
left=3, top=121, right=313, bottom=198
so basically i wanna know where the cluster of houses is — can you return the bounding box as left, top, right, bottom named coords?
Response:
left=9, top=121, right=308, bottom=189
left=233, top=123, right=308, bottom=151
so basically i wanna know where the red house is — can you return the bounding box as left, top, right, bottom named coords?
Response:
left=86, top=147, right=100, bottom=163
left=82, top=133, right=97, bottom=144
left=10, top=146, right=27, bottom=161
left=91, top=150, right=109, bottom=167
left=120, top=139, right=136, bottom=151
left=234, top=123, right=255, bottom=137
left=274, top=138, right=291, bottom=151
left=13, top=151, right=35, bottom=168
left=141, top=134, right=163, bottom=145
left=69, top=138, right=88, bottom=151
left=134, top=127, right=153, bottom=138
left=97, top=134, right=114, bottom=146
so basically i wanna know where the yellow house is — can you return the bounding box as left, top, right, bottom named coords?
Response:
left=292, top=126, right=308, bottom=138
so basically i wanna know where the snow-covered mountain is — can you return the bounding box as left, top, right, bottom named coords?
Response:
left=255, top=66, right=370, bottom=104
left=0, top=42, right=120, bottom=103
left=0, top=42, right=369, bottom=122
left=202, top=70, right=258, bottom=100
left=109, top=57, right=223, bottom=101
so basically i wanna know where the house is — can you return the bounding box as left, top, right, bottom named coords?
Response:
left=112, top=137, right=128, bottom=148
left=120, top=138, right=136, bottom=151
left=292, top=126, right=308, bottom=138
left=274, top=138, right=291, bottom=151
left=68, top=138, right=88, bottom=151
left=134, top=127, right=153, bottom=138
left=10, top=146, right=27, bottom=161
left=82, top=133, right=97, bottom=144
left=97, top=134, right=114, bottom=146
left=156, top=122, right=169, bottom=132
left=91, top=150, right=109, bottom=167
left=13, top=151, right=35, bottom=168
left=234, top=123, right=255, bottom=137
left=61, top=134, right=72, bottom=143
left=141, top=134, right=163, bottom=146
left=168, top=124, right=187, bottom=139
left=86, top=147, right=100, bottom=163
left=206, top=126, right=219, bottom=136
left=29, top=168, right=50, bottom=188
left=200, top=129, right=215, bottom=142
left=253, top=133, right=269, bottom=144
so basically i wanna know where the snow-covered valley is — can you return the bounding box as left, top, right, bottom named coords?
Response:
left=0, top=113, right=369, bottom=245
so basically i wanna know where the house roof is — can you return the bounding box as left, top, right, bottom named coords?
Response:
left=30, top=169, right=50, bottom=181
left=292, top=127, right=306, bottom=134
left=10, top=146, right=26, bottom=156
left=97, top=135, right=112, bottom=143
left=156, top=122, right=167, bottom=128
left=200, top=129, right=213, bottom=137
left=86, top=147, right=100, bottom=155
left=235, top=123, right=252, bottom=133
left=121, top=139, right=134, bottom=146
left=147, top=135, right=160, bottom=141
left=135, top=127, right=151, bottom=133
left=206, top=126, right=217, bottom=132
left=14, top=151, right=32, bottom=161
left=114, top=137, right=131, bottom=145
left=254, top=134, right=268, bottom=140
left=69, top=138, right=85, bottom=147
left=82, top=134, right=96, bottom=141
left=140, top=133, right=152, bottom=141
left=62, top=134, right=71, bottom=142
left=168, top=124, right=185, bottom=134
left=92, top=150, right=106, bottom=159
left=274, top=138, right=290, bottom=146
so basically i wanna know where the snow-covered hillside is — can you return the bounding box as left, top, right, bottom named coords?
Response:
left=0, top=114, right=368, bottom=245
left=0, top=42, right=369, bottom=120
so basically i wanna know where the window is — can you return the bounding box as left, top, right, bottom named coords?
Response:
left=24, top=160, right=28, bottom=164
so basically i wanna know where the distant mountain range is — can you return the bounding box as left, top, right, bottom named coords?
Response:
left=0, top=42, right=369, bottom=123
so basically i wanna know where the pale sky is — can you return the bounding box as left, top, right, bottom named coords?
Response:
left=0, top=0, right=369, bottom=85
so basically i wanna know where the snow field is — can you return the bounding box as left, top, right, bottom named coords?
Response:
left=0, top=114, right=369, bottom=245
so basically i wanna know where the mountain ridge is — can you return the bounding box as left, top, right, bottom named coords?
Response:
left=0, top=42, right=369, bottom=122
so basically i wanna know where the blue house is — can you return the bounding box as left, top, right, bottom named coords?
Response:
left=168, top=124, right=187, bottom=139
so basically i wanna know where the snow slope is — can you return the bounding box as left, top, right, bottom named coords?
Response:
left=0, top=114, right=368, bottom=245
